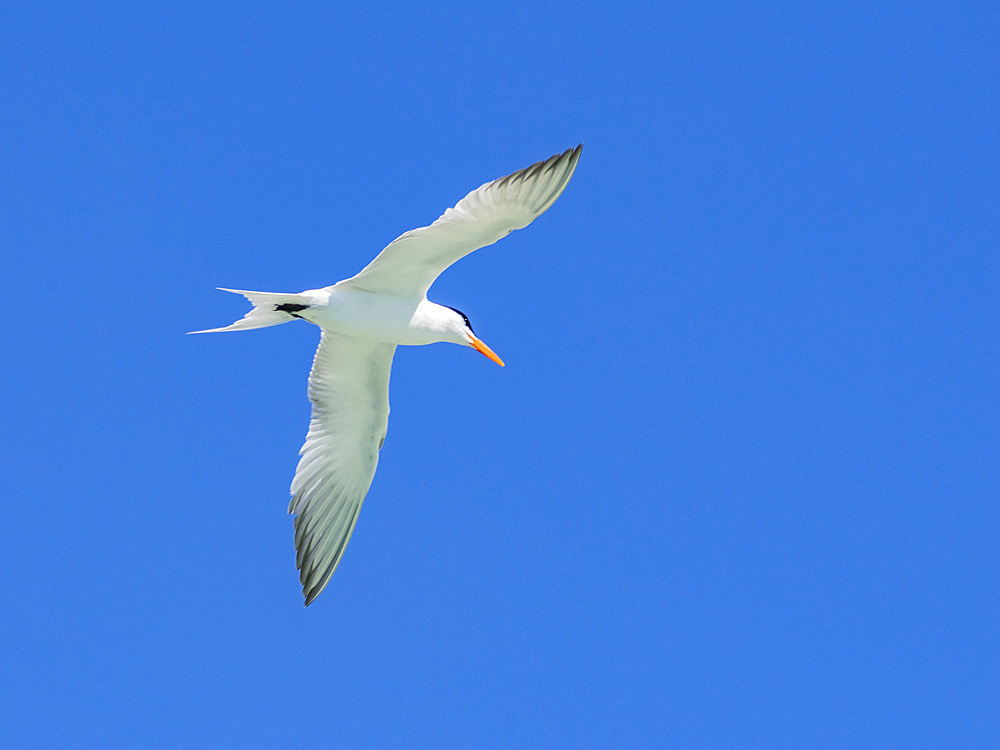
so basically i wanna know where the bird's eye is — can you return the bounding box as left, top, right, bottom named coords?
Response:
left=445, top=305, right=474, bottom=334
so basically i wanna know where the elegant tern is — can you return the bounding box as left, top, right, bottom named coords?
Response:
left=192, top=145, right=582, bottom=605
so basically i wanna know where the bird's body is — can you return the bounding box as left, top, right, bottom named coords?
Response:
left=272, top=286, right=461, bottom=346
left=192, top=145, right=582, bottom=604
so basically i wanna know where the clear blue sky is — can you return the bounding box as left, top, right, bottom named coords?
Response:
left=2, top=2, right=996, bottom=747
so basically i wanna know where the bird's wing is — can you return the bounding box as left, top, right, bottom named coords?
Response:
left=340, top=144, right=582, bottom=297
left=288, top=330, right=396, bottom=605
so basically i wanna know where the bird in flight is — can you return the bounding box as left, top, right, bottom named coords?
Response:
left=192, top=145, right=582, bottom=605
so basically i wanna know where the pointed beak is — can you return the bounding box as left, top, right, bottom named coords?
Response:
left=469, top=335, right=505, bottom=367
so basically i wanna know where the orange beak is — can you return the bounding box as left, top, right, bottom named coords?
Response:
left=469, top=335, right=505, bottom=367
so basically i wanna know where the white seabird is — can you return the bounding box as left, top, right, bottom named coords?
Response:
left=192, top=145, right=582, bottom=605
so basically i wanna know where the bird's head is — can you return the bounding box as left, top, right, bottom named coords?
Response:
left=443, top=305, right=505, bottom=367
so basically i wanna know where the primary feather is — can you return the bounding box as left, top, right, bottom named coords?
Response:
left=343, top=145, right=582, bottom=297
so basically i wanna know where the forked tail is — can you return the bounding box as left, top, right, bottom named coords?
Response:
left=188, top=288, right=311, bottom=333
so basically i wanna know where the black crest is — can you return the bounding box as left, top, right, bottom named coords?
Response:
left=444, top=306, right=474, bottom=334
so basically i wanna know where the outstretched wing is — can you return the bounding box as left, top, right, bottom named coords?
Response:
left=288, top=330, right=396, bottom=605
left=341, top=144, right=582, bottom=297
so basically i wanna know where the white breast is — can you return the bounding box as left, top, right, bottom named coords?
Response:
left=304, top=286, right=445, bottom=345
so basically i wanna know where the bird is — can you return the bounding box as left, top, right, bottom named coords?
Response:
left=191, top=145, right=582, bottom=605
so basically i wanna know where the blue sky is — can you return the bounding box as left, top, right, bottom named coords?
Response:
left=2, top=2, right=997, bottom=747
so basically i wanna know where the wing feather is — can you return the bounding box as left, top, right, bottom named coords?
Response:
left=288, top=331, right=396, bottom=605
left=341, top=144, right=582, bottom=296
